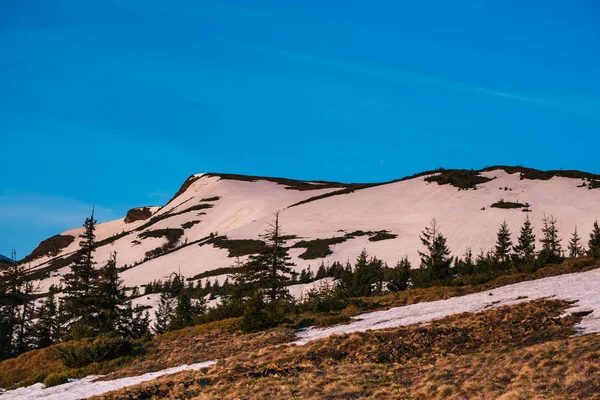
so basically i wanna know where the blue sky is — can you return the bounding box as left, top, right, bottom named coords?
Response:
left=1, top=0, right=599, bottom=257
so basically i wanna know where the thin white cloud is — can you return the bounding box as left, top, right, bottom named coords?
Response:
left=241, top=43, right=599, bottom=117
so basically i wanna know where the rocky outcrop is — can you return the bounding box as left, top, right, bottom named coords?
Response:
left=124, top=207, right=154, bottom=223
left=22, top=234, right=75, bottom=262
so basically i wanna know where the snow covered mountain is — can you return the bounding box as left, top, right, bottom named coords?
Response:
left=22, top=167, right=600, bottom=293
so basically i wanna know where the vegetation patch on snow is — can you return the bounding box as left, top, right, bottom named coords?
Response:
left=293, top=231, right=396, bottom=259
left=181, top=221, right=201, bottom=229
left=490, top=199, right=530, bottom=209
left=204, top=173, right=349, bottom=191
left=368, top=231, right=398, bottom=242
left=424, top=168, right=494, bottom=190
left=204, top=236, right=267, bottom=257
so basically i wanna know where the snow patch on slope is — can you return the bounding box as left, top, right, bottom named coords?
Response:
left=0, top=361, right=217, bottom=400
left=295, top=267, right=600, bottom=345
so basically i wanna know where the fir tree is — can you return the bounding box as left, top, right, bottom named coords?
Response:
left=0, top=255, right=37, bottom=359
left=118, top=303, right=150, bottom=339
left=241, top=290, right=275, bottom=332
left=315, top=262, right=327, bottom=280
left=97, top=252, right=126, bottom=333
left=513, top=215, right=537, bottom=272
left=386, top=257, right=411, bottom=292
left=62, top=209, right=100, bottom=338
left=32, top=293, right=61, bottom=349
left=456, top=247, right=475, bottom=277
left=494, top=221, right=513, bottom=266
left=568, top=226, right=585, bottom=258
left=169, top=290, right=194, bottom=331
left=418, top=218, right=452, bottom=283
left=238, top=213, right=295, bottom=302
left=588, top=220, right=600, bottom=259
left=539, top=215, right=563, bottom=265
left=153, top=292, right=174, bottom=335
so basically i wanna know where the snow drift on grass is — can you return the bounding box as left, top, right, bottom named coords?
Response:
left=0, top=360, right=217, bottom=400
left=295, top=267, right=600, bottom=345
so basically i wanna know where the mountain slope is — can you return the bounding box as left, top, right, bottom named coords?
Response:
left=22, top=167, right=600, bottom=292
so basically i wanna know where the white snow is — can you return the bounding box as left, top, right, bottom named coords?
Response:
left=0, top=360, right=217, bottom=400
left=26, top=169, right=600, bottom=295
left=295, top=267, right=600, bottom=345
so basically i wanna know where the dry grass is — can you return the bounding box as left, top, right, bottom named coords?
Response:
left=93, top=299, right=600, bottom=399
left=3, top=257, right=598, bottom=393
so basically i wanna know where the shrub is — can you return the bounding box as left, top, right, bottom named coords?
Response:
left=43, top=372, right=69, bottom=387
left=491, top=200, right=528, bottom=209
left=56, top=336, right=133, bottom=369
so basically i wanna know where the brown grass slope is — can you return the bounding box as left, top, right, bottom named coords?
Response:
left=93, top=299, right=600, bottom=400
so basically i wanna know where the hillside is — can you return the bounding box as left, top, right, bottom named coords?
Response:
left=22, top=166, right=600, bottom=296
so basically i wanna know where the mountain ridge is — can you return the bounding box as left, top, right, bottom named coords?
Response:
left=19, top=165, right=600, bottom=297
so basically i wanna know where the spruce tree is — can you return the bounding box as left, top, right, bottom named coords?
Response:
left=494, top=221, right=513, bottom=267
left=539, top=215, right=563, bottom=265
left=386, top=257, right=411, bottom=292
left=418, top=218, right=452, bottom=283
left=456, top=247, right=475, bottom=277
left=568, top=226, right=585, bottom=258
left=32, top=293, right=60, bottom=349
left=62, top=210, right=100, bottom=338
left=97, top=252, right=126, bottom=333
left=588, top=220, right=600, bottom=259
left=118, top=303, right=150, bottom=339
left=240, top=213, right=295, bottom=302
left=153, top=292, right=174, bottom=335
left=0, top=255, right=37, bottom=359
left=169, top=289, right=194, bottom=331
left=514, top=216, right=536, bottom=260
left=241, top=290, right=275, bottom=332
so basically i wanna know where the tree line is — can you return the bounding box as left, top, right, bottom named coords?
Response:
left=1, top=211, right=599, bottom=361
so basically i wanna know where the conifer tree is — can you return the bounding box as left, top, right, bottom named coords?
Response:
left=239, top=213, right=295, bottom=302
left=153, top=292, right=174, bottom=335
left=418, top=218, right=452, bottom=283
left=32, top=292, right=60, bottom=349
left=588, top=220, right=600, bottom=259
left=513, top=215, right=536, bottom=272
left=568, top=226, right=585, bottom=258
left=0, top=253, right=37, bottom=358
left=456, top=247, right=475, bottom=276
left=386, top=257, right=411, bottom=292
left=169, top=289, right=194, bottom=331
left=240, top=290, right=275, bottom=332
left=62, top=209, right=100, bottom=338
left=494, top=221, right=513, bottom=266
left=539, top=215, right=563, bottom=265
left=118, top=303, right=150, bottom=339
left=97, top=252, right=126, bottom=333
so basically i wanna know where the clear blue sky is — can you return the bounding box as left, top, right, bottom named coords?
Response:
left=1, top=0, right=599, bottom=257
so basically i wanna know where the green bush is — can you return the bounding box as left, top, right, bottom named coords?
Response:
left=56, top=336, right=133, bottom=369
left=43, top=372, right=69, bottom=387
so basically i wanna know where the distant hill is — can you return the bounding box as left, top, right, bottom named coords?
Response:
left=20, top=166, right=600, bottom=293
left=0, top=253, right=14, bottom=264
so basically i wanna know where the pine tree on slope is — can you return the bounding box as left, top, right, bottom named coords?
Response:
left=539, top=215, right=563, bottom=265
left=494, top=221, right=513, bottom=268
left=62, top=209, right=100, bottom=338
left=568, top=226, right=585, bottom=258
left=97, top=251, right=126, bottom=334
left=588, top=220, right=600, bottom=259
left=513, top=215, right=536, bottom=260
left=153, top=292, right=174, bottom=335
left=418, top=218, right=452, bottom=283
